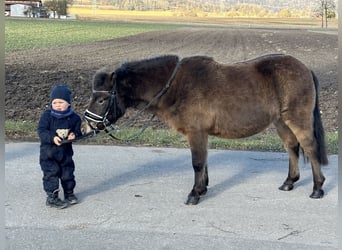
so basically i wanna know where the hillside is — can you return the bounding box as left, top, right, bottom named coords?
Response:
left=71, top=0, right=332, bottom=13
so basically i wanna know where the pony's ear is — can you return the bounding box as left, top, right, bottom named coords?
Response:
left=109, top=72, right=119, bottom=90
left=110, top=72, right=116, bottom=86
left=93, top=69, right=111, bottom=88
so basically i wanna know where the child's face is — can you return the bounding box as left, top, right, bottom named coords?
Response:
left=51, top=99, right=70, bottom=111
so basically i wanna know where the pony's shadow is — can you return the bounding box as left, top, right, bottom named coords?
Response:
left=203, top=151, right=277, bottom=201
left=76, top=150, right=337, bottom=203
left=204, top=152, right=337, bottom=202
left=76, top=154, right=191, bottom=201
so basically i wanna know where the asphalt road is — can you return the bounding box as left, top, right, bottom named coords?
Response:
left=5, top=142, right=338, bottom=249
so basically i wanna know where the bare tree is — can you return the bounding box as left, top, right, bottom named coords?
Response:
left=316, top=0, right=336, bottom=28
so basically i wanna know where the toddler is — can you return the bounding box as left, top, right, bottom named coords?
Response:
left=37, top=84, right=81, bottom=209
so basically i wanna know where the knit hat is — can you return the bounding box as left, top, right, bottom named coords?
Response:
left=50, top=84, right=71, bottom=103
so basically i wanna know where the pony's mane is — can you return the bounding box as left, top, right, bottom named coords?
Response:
left=116, top=55, right=179, bottom=77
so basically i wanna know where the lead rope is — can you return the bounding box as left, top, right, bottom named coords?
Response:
left=117, top=60, right=181, bottom=128
left=60, top=129, right=99, bottom=144
left=104, top=114, right=155, bottom=142
left=96, top=60, right=181, bottom=142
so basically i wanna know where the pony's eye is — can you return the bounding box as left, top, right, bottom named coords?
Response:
left=98, top=99, right=105, bottom=105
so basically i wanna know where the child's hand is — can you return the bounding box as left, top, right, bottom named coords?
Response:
left=53, top=136, right=62, bottom=146
left=68, top=132, right=75, bottom=140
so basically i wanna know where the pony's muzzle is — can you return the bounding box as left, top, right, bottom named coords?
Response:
left=80, top=120, right=93, bottom=135
left=83, top=109, right=111, bottom=131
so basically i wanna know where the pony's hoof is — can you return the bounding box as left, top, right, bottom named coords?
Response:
left=310, top=189, right=324, bottom=199
left=279, top=183, right=294, bottom=191
left=185, top=195, right=200, bottom=205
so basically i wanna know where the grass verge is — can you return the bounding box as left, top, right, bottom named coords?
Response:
left=5, top=120, right=338, bottom=154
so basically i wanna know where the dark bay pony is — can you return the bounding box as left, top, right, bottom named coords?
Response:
left=82, top=54, right=328, bottom=205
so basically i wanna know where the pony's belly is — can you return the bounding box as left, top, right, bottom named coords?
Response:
left=216, top=126, right=269, bottom=139
left=211, top=115, right=274, bottom=139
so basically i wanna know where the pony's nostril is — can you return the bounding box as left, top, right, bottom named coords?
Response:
left=97, top=123, right=105, bottom=130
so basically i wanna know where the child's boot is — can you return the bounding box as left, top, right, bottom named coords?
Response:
left=46, top=190, right=68, bottom=209
left=64, top=191, right=78, bottom=205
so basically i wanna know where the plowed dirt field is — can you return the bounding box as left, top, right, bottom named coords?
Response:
left=5, top=26, right=338, bottom=134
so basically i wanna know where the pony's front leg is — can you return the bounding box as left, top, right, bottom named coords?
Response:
left=186, top=132, right=209, bottom=205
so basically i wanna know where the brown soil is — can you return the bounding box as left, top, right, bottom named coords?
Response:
left=5, top=26, right=338, bottom=138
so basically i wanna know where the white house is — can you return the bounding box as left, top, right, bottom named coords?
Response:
left=10, top=4, right=31, bottom=17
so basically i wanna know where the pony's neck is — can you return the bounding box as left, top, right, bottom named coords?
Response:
left=134, top=59, right=179, bottom=103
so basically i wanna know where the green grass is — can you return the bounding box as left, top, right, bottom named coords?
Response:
left=5, top=120, right=338, bottom=154
left=5, top=18, right=179, bottom=51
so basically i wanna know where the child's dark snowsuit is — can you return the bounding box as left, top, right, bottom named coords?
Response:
left=38, top=109, right=81, bottom=195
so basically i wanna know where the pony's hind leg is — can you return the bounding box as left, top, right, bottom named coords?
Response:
left=297, top=131, right=325, bottom=198
left=186, top=131, right=209, bottom=205
left=274, top=120, right=300, bottom=191
left=284, top=121, right=326, bottom=198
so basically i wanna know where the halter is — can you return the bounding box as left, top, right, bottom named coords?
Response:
left=83, top=60, right=180, bottom=140
left=84, top=85, right=118, bottom=131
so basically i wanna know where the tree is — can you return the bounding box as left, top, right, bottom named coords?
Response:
left=316, top=0, right=336, bottom=28
left=44, top=0, right=73, bottom=18
left=278, top=8, right=291, bottom=18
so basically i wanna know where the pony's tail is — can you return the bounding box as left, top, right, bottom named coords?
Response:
left=311, top=71, right=328, bottom=165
